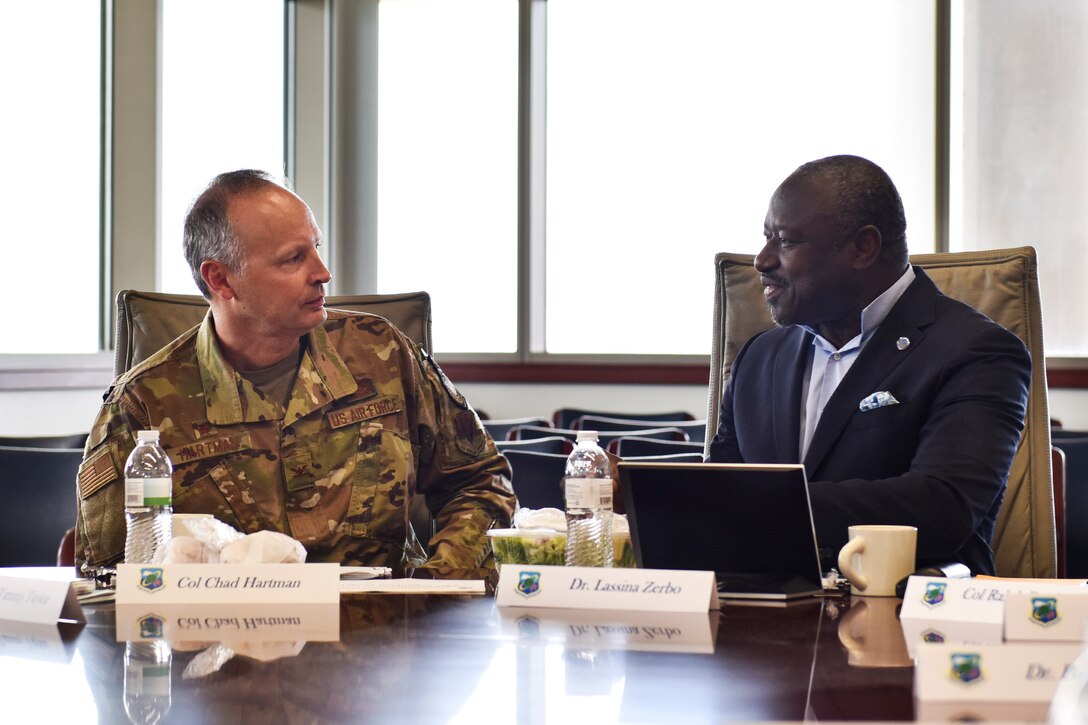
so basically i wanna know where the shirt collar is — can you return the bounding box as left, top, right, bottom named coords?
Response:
left=802, top=265, right=916, bottom=353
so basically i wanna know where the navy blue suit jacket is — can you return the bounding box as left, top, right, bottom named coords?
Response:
left=707, top=268, right=1031, bottom=575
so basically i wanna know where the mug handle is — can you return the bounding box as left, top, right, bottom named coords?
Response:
left=838, top=535, right=868, bottom=591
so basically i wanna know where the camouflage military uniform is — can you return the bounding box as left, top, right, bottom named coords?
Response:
left=76, top=310, right=514, bottom=571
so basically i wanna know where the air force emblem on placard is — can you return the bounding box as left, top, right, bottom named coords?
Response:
left=922, top=629, right=946, bottom=644
left=138, top=567, right=165, bottom=593
left=517, top=571, right=542, bottom=598
left=1031, top=597, right=1060, bottom=626
left=139, top=614, right=165, bottom=639
left=923, top=581, right=947, bottom=607
left=950, top=653, right=983, bottom=685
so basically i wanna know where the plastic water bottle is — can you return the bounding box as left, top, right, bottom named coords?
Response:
left=564, top=431, right=613, bottom=567
left=123, top=640, right=172, bottom=724
left=124, top=430, right=173, bottom=564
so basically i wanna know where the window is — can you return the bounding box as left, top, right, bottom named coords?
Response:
left=0, top=1, right=101, bottom=353
left=159, top=0, right=286, bottom=295
left=376, top=0, right=519, bottom=353
left=373, top=1, right=936, bottom=356
left=949, top=0, right=1088, bottom=357
left=544, top=0, right=936, bottom=354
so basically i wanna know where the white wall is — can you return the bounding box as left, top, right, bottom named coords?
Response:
left=5, top=383, right=1088, bottom=437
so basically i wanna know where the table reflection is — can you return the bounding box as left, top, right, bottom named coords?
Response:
left=0, top=590, right=925, bottom=723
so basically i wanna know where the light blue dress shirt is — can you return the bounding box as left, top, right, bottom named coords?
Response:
left=799, top=265, right=916, bottom=459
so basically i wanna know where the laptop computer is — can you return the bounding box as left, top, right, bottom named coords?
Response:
left=618, top=462, right=825, bottom=600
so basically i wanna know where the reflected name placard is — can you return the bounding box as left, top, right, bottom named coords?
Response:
left=115, top=602, right=339, bottom=643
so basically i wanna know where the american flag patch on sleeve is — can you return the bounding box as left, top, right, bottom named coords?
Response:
left=78, top=446, right=118, bottom=498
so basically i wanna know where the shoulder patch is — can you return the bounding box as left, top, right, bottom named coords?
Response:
left=454, top=409, right=488, bottom=457
left=78, top=446, right=118, bottom=499
left=426, top=354, right=467, bottom=408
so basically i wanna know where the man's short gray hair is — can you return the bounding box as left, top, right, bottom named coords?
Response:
left=182, top=169, right=284, bottom=297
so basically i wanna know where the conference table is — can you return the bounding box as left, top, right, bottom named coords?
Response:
left=0, top=567, right=942, bottom=724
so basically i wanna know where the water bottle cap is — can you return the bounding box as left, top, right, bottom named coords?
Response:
left=576, top=430, right=599, bottom=442
left=136, top=429, right=160, bottom=443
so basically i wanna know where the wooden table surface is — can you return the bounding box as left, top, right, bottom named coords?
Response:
left=0, top=584, right=924, bottom=724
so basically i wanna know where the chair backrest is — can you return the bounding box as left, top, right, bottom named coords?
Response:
left=0, top=433, right=88, bottom=450
left=609, top=436, right=705, bottom=458
left=553, top=408, right=694, bottom=429
left=575, top=415, right=708, bottom=443
left=510, top=425, right=689, bottom=445
left=482, top=417, right=554, bottom=442
left=705, top=246, right=1054, bottom=578
left=503, top=450, right=568, bottom=510
left=618, top=451, right=706, bottom=463
left=495, top=436, right=573, bottom=455
left=1051, top=437, right=1088, bottom=578
left=114, top=289, right=433, bottom=376
left=0, top=446, right=82, bottom=566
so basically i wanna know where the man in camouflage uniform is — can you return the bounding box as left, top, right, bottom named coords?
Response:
left=76, top=170, right=514, bottom=572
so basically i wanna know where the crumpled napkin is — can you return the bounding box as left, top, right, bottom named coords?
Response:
left=162, top=518, right=305, bottom=564
left=182, top=640, right=306, bottom=680
left=220, top=530, right=307, bottom=564
left=513, top=506, right=629, bottom=534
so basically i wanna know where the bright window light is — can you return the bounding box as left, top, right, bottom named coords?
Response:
left=0, top=1, right=101, bottom=353
left=160, top=0, right=285, bottom=295
left=377, top=0, right=519, bottom=353
left=545, top=0, right=936, bottom=354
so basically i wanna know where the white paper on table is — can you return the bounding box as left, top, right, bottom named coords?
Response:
left=339, top=578, right=486, bottom=594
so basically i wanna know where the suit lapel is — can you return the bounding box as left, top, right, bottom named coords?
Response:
left=773, top=328, right=810, bottom=463
left=802, top=269, right=940, bottom=473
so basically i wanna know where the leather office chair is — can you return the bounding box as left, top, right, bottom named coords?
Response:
left=705, top=247, right=1055, bottom=578
left=114, top=289, right=433, bottom=376
left=112, top=289, right=438, bottom=550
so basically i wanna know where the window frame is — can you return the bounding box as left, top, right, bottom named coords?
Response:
left=3, top=0, right=1088, bottom=391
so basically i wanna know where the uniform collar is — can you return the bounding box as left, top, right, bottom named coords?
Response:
left=197, top=312, right=358, bottom=425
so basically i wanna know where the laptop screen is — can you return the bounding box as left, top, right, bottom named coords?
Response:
left=618, top=462, right=824, bottom=596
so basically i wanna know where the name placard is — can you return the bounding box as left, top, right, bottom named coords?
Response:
left=115, top=602, right=339, bottom=643
left=899, top=576, right=1085, bottom=658
left=0, top=573, right=85, bottom=625
left=915, top=642, right=1082, bottom=703
left=1004, top=590, right=1088, bottom=642
left=495, top=565, right=719, bottom=612
left=116, top=563, right=339, bottom=604
left=497, top=606, right=720, bottom=654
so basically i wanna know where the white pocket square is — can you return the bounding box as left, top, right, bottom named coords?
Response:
left=859, top=391, right=899, bottom=412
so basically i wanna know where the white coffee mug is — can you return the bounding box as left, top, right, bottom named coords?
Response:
left=837, top=524, right=917, bottom=597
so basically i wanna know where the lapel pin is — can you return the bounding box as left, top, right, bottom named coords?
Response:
left=896, top=337, right=910, bottom=351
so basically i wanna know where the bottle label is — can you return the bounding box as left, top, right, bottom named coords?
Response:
left=565, top=478, right=613, bottom=509
left=125, top=477, right=172, bottom=507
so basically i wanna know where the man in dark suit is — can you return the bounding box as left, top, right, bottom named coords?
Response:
left=707, top=155, right=1030, bottom=575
